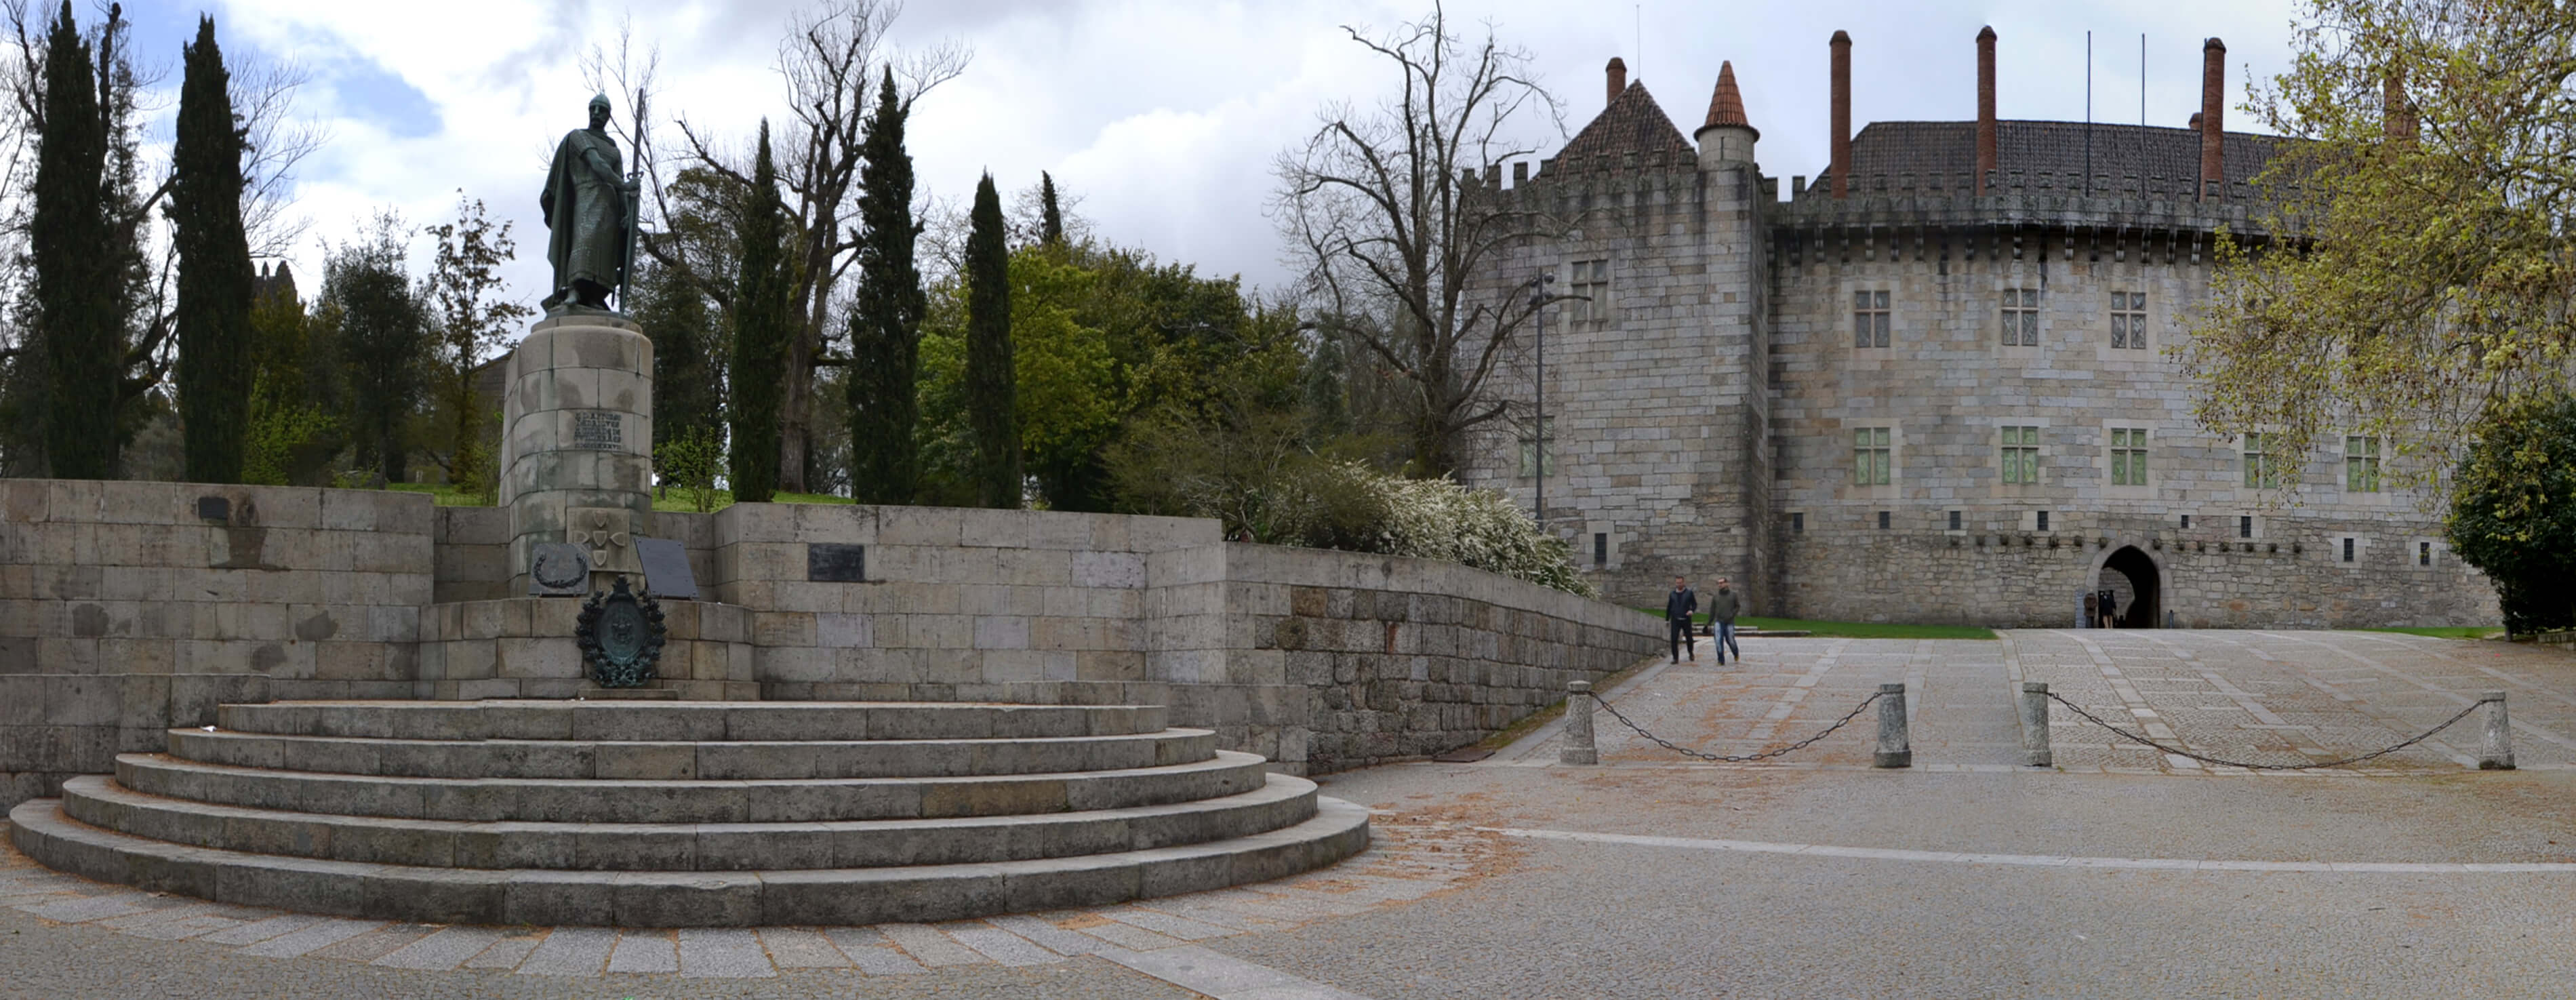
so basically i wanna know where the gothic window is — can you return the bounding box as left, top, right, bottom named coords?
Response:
left=2110, top=428, right=2150, bottom=486
left=2000, top=288, right=2039, bottom=346
left=2345, top=435, right=2381, bottom=492
left=2110, top=292, right=2148, bottom=349
left=1853, top=427, right=1891, bottom=485
left=2242, top=433, right=2280, bottom=489
left=1999, top=426, right=2040, bottom=484
left=1853, top=290, right=1891, bottom=348
left=1569, top=260, right=1610, bottom=327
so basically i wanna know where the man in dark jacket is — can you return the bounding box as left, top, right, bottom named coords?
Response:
left=1665, top=576, right=1697, bottom=662
left=1708, top=578, right=1742, bottom=665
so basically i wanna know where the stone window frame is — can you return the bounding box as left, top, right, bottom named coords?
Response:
left=1584, top=519, right=1618, bottom=571
left=1998, top=424, right=2042, bottom=485
left=1851, top=426, right=1893, bottom=487
left=2101, top=422, right=2154, bottom=496
left=1569, top=259, right=1611, bottom=328
left=2110, top=291, right=2149, bottom=350
left=2241, top=432, right=2284, bottom=490
left=1999, top=287, right=2041, bottom=347
left=2409, top=536, right=2442, bottom=569
left=2343, top=434, right=2383, bottom=493
left=1516, top=416, right=1554, bottom=479
left=2333, top=534, right=2371, bottom=565
left=1851, top=289, right=1892, bottom=349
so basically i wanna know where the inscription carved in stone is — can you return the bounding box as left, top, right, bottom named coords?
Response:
left=571, top=410, right=622, bottom=450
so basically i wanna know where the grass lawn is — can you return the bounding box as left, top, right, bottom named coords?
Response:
left=2356, top=626, right=2508, bottom=640
left=384, top=482, right=855, bottom=513
left=1630, top=607, right=1996, bottom=640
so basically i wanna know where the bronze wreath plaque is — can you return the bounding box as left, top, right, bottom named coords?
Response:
left=576, top=575, right=666, bottom=687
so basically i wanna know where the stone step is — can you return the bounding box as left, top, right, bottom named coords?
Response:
left=165, top=727, right=1220, bottom=780
left=216, top=700, right=1167, bottom=742
left=58, top=773, right=1319, bottom=871
left=114, top=751, right=1272, bottom=824
left=7, top=795, right=1372, bottom=927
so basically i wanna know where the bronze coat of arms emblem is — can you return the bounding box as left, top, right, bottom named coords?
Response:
left=576, top=575, right=666, bottom=687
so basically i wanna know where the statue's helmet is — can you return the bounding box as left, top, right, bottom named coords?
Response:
left=588, top=92, right=612, bottom=114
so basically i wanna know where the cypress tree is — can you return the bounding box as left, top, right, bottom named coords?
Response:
left=963, top=173, right=1019, bottom=508
left=1039, top=171, right=1064, bottom=246
left=729, top=121, right=789, bottom=504
left=845, top=69, right=924, bottom=504
left=30, top=1, right=117, bottom=479
left=171, top=16, right=255, bottom=484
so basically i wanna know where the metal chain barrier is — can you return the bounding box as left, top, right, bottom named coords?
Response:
left=2042, top=690, right=2496, bottom=771
left=1588, top=689, right=1885, bottom=763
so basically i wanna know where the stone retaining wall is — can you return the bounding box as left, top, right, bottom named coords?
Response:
left=0, top=480, right=433, bottom=802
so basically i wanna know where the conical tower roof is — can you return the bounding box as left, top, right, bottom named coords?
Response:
left=1699, top=61, right=1756, bottom=140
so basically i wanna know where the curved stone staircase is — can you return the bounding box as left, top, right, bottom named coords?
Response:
left=7, top=700, right=1369, bottom=927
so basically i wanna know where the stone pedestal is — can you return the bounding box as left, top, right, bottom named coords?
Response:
left=498, top=314, right=655, bottom=595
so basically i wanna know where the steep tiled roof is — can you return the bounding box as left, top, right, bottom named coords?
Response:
left=1699, top=61, right=1754, bottom=139
left=1803, top=119, right=2281, bottom=197
left=1557, top=82, right=1693, bottom=163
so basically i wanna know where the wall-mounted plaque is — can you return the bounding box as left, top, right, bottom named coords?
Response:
left=576, top=575, right=665, bottom=688
left=529, top=542, right=592, bottom=596
left=571, top=410, right=623, bottom=450
left=637, top=537, right=698, bottom=600
left=808, top=543, right=866, bottom=582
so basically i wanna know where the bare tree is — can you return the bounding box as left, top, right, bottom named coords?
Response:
left=1274, top=4, right=1565, bottom=477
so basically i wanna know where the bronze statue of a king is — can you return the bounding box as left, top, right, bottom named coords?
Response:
left=540, top=94, right=635, bottom=313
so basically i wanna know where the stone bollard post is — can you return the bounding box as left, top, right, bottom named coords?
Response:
left=1561, top=680, right=1598, bottom=765
left=1873, top=682, right=1912, bottom=768
left=2021, top=682, right=2053, bottom=767
left=2478, top=691, right=2514, bottom=771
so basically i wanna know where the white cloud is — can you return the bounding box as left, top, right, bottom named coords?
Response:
left=140, top=0, right=2299, bottom=312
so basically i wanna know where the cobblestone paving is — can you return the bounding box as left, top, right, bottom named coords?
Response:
left=1509, top=631, right=2571, bottom=776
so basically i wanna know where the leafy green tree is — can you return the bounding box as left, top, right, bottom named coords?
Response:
left=170, top=15, right=256, bottom=484
left=2183, top=0, right=2576, bottom=498
left=422, top=195, right=532, bottom=502
left=29, top=1, right=119, bottom=478
left=629, top=261, right=725, bottom=462
left=728, top=121, right=790, bottom=504
left=845, top=68, right=925, bottom=504
left=320, top=214, right=431, bottom=484
left=963, top=173, right=1019, bottom=508
left=2447, top=393, right=2576, bottom=633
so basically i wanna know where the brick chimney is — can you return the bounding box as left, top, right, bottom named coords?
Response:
left=2384, top=73, right=2417, bottom=144
left=1975, top=26, right=1997, bottom=196
left=2199, top=37, right=2226, bottom=200
left=1830, top=30, right=1851, bottom=198
left=1606, top=57, right=1627, bottom=108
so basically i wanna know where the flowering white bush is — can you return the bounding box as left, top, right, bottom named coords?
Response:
left=1332, top=462, right=1594, bottom=597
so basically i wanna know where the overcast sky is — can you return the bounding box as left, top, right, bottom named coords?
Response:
left=105, top=0, right=2303, bottom=317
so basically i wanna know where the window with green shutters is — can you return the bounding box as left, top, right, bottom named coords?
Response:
left=2110, top=427, right=2149, bottom=486
left=1853, top=427, right=1891, bottom=485
left=2346, top=435, right=2381, bottom=492
left=2242, top=433, right=2280, bottom=488
left=2000, top=426, right=2040, bottom=483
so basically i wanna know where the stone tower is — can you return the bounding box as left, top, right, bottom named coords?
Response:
left=1457, top=60, right=1774, bottom=607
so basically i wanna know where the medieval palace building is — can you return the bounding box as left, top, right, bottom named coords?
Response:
left=1458, top=29, right=2497, bottom=628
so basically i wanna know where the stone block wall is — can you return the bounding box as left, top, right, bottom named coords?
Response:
left=1173, top=544, right=1664, bottom=774
left=0, top=480, right=433, bottom=802
left=702, top=502, right=1218, bottom=698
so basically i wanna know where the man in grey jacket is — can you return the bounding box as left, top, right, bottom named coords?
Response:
left=1708, top=578, right=1742, bottom=665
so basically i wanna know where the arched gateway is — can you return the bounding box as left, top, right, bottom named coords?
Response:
left=2098, top=546, right=2162, bottom=628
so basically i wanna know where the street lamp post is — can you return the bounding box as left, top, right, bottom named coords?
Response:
left=1529, top=274, right=1551, bottom=527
